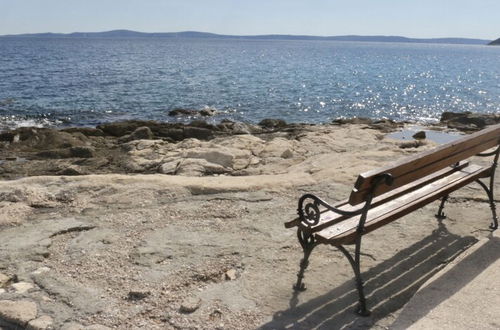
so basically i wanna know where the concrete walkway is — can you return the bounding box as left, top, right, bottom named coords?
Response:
left=391, top=230, right=500, bottom=329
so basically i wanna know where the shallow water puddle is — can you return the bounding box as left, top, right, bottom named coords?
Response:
left=387, top=125, right=463, bottom=144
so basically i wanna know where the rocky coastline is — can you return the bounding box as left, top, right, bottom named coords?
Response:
left=0, top=111, right=499, bottom=329
left=1, top=111, right=498, bottom=180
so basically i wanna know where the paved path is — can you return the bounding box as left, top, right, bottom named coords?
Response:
left=391, top=230, right=500, bottom=329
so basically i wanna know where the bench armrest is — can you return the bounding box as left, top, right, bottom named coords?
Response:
left=297, top=193, right=362, bottom=229
left=284, top=218, right=300, bottom=228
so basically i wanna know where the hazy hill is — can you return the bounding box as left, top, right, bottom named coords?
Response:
left=488, top=38, right=500, bottom=45
left=0, top=30, right=492, bottom=45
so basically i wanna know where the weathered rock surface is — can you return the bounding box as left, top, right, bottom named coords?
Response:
left=0, top=300, right=38, bottom=327
left=179, top=297, right=201, bottom=314
left=27, top=315, right=54, bottom=330
left=0, top=273, right=10, bottom=287
left=11, top=281, right=35, bottom=294
left=0, top=119, right=498, bottom=329
left=440, top=111, right=500, bottom=131
left=61, top=322, right=111, bottom=330
left=31, top=274, right=107, bottom=316
left=258, top=118, right=287, bottom=129
left=4, top=116, right=490, bottom=179
left=0, top=218, right=95, bottom=262
left=333, top=117, right=403, bottom=132
left=117, top=126, right=154, bottom=143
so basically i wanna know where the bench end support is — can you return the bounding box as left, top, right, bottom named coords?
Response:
left=293, top=229, right=317, bottom=292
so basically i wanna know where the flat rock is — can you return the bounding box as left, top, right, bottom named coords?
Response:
left=198, top=281, right=257, bottom=312
left=32, top=273, right=106, bottom=315
left=31, top=267, right=51, bottom=275
left=130, top=227, right=243, bottom=266
left=0, top=300, right=38, bottom=326
left=440, top=111, right=500, bottom=131
left=27, top=315, right=54, bottom=330
left=11, top=281, right=35, bottom=294
left=0, top=218, right=95, bottom=262
left=67, top=228, right=119, bottom=257
left=176, top=158, right=229, bottom=176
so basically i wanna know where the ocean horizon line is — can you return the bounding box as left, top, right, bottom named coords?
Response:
left=0, top=29, right=493, bottom=45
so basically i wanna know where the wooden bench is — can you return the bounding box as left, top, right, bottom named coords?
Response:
left=285, top=123, right=500, bottom=316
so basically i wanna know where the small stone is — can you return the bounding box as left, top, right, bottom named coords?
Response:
left=27, top=315, right=53, bottom=330
left=158, top=160, right=179, bottom=174
left=179, top=297, right=201, bottom=314
left=258, top=118, right=287, bottom=129
left=168, top=108, right=198, bottom=116
left=412, top=131, right=426, bottom=140
left=119, top=126, right=154, bottom=143
left=199, top=108, right=217, bottom=116
left=0, top=273, right=10, bottom=287
left=225, top=269, right=237, bottom=281
left=0, top=289, right=5, bottom=295
left=69, top=146, right=95, bottom=158
left=231, top=122, right=251, bottom=135
left=0, top=300, right=38, bottom=326
left=399, top=140, right=426, bottom=149
left=58, top=166, right=84, bottom=176
left=281, top=149, right=294, bottom=159
left=11, top=281, right=35, bottom=294
left=127, top=289, right=150, bottom=301
left=31, top=267, right=51, bottom=275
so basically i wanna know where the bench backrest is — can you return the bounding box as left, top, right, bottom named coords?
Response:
left=348, top=123, right=500, bottom=205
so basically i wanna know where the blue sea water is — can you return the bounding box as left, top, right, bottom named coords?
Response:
left=0, top=37, right=499, bottom=129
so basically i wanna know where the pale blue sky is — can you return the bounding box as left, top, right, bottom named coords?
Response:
left=1, top=0, right=498, bottom=39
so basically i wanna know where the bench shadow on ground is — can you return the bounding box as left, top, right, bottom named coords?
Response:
left=260, top=221, right=478, bottom=330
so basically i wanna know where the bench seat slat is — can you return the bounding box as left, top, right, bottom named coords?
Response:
left=315, top=164, right=489, bottom=245
left=349, top=123, right=500, bottom=205
left=287, top=161, right=470, bottom=232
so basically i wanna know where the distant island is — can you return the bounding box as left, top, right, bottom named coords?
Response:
left=0, top=30, right=492, bottom=45
left=489, top=38, right=500, bottom=45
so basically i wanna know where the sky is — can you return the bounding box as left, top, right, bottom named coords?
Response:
left=0, top=0, right=499, bottom=39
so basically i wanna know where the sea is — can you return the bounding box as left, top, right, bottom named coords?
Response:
left=0, top=37, right=499, bottom=130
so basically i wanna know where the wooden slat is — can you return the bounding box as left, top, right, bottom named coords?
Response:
left=286, top=161, right=469, bottom=231
left=316, top=164, right=489, bottom=245
left=349, top=124, right=500, bottom=205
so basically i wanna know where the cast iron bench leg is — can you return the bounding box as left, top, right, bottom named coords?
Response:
left=475, top=179, right=499, bottom=230
left=436, top=195, right=448, bottom=219
left=293, top=228, right=317, bottom=291
left=337, top=239, right=371, bottom=316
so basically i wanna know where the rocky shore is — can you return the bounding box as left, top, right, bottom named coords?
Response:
left=0, top=111, right=499, bottom=329
left=1, top=111, right=498, bottom=180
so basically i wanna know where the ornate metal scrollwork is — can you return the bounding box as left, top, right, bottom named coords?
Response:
left=297, top=195, right=321, bottom=227
left=297, top=193, right=362, bottom=229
